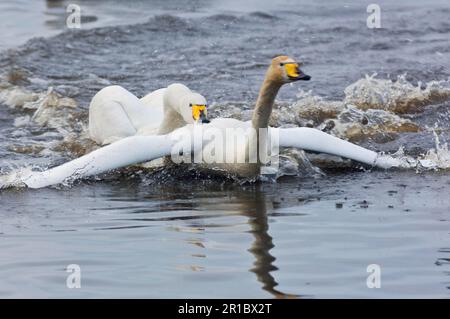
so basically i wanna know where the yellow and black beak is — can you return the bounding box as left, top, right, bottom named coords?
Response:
left=191, top=104, right=210, bottom=123
left=282, top=62, right=311, bottom=81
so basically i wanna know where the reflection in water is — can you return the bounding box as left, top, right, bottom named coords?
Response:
left=154, top=182, right=301, bottom=297
left=241, top=187, right=301, bottom=298
left=0, top=174, right=449, bottom=297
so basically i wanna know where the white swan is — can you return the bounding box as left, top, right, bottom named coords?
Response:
left=88, top=83, right=209, bottom=145
left=21, top=56, right=395, bottom=189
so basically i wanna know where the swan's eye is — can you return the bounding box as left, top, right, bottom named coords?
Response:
left=189, top=103, right=192, bottom=107
left=279, top=63, right=284, bottom=67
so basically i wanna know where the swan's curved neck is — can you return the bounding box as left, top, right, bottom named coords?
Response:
left=158, top=107, right=185, bottom=135
left=249, top=68, right=282, bottom=169
left=251, top=75, right=282, bottom=129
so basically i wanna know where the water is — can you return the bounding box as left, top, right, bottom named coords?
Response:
left=0, top=0, right=450, bottom=298
left=1, top=171, right=449, bottom=298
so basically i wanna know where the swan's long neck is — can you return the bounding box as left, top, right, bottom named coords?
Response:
left=158, top=107, right=185, bottom=135
left=249, top=69, right=282, bottom=169
left=251, top=75, right=282, bottom=129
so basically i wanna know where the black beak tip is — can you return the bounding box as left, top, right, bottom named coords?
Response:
left=300, top=74, right=311, bottom=81
left=290, top=73, right=311, bottom=81
left=202, top=118, right=210, bottom=124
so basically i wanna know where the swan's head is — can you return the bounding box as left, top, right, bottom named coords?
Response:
left=180, top=92, right=209, bottom=124
left=270, top=56, right=311, bottom=83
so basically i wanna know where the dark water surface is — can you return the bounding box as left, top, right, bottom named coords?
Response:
left=1, top=171, right=449, bottom=298
left=0, top=0, right=450, bottom=298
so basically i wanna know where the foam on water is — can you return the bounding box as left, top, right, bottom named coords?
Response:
left=0, top=80, right=78, bottom=129
left=420, top=131, right=450, bottom=169
left=0, top=74, right=95, bottom=160
left=370, top=131, right=450, bottom=171
left=0, top=165, right=32, bottom=189
left=344, top=73, right=450, bottom=114
left=331, top=106, right=420, bottom=143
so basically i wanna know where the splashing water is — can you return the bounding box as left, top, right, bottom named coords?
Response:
left=420, top=131, right=450, bottom=169
left=344, top=74, right=450, bottom=114
left=0, top=166, right=32, bottom=189
left=373, top=131, right=450, bottom=171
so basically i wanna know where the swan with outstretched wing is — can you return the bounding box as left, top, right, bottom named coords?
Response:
left=21, top=56, right=397, bottom=188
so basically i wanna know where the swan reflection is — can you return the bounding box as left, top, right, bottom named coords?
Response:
left=240, top=186, right=301, bottom=298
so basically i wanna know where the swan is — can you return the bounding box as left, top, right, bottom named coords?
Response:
left=21, top=56, right=396, bottom=189
left=88, top=83, right=209, bottom=145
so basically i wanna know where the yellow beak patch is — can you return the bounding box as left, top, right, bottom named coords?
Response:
left=284, top=63, right=300, bottom=78
left=191, top=104, right=207, bottom=121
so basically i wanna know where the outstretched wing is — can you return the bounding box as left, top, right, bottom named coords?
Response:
left=21, top=126, right=387, bottom=189
left=277, top=127, right=379, bottom=167
left=23, top=134, right=175, bottom=189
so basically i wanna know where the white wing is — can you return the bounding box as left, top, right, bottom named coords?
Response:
left=138, top=88, right=166, bottom=133
left=140, top=88, right=165, bottom=109
left=89, top=86, right=165, bottom=144
left=21, top=125, right=389, bottom=189
left=277, top=127, right=380, bottom=167
left=22, top=135, right=175, bottom=189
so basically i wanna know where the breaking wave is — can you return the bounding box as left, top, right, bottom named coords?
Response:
left=344, top=74, right=450, bottom=114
